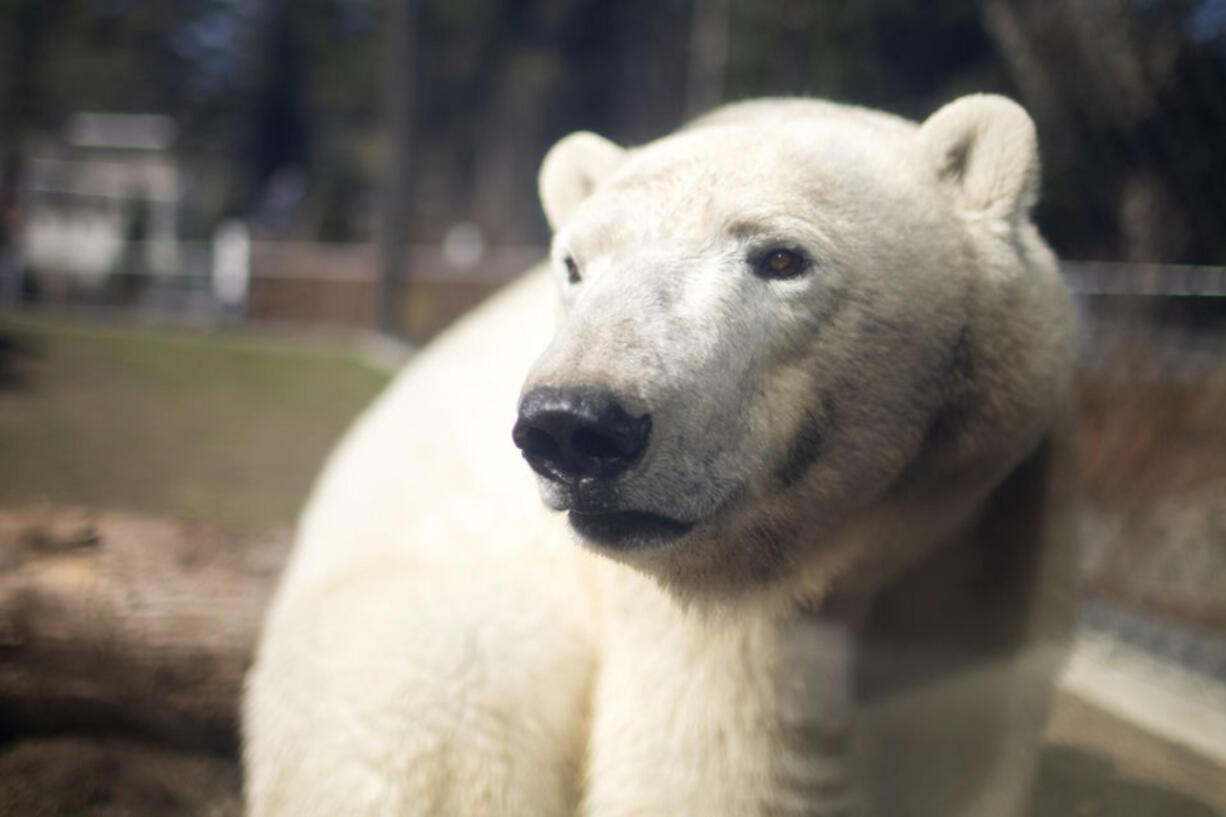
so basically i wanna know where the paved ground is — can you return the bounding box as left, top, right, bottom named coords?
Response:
left=1044, top=693, right=1225, bottom=816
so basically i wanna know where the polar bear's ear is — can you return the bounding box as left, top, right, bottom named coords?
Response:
left=918, top=94, right=1040, bottom=224
left=539, top=132, right=626, bottom=231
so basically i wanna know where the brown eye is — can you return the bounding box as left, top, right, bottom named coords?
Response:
left=754, top=248, right=808, bottom=280
left=564, top=256, right=581, bottom=283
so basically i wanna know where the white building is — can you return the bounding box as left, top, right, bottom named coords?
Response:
left=20, top=113, right=181, bottom=299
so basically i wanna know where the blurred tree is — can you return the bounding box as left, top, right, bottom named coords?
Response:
left=726, top=0, right=1004, bottom=113
left=0, top=0, right=53, bottom=286
left=249, top=1, right=309, bottom=201
left=983, top=0, right=1226, bottom=264
left=687, top=0, right=731, bottom=118
left=378, top=0, right=416, bottom=335
left=1, top=0, right=1223, bottom=261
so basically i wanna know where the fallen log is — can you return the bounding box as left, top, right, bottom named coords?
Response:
left=0, top=507, right=290, bottom=752
left=0, top=736, right=241, bottom=817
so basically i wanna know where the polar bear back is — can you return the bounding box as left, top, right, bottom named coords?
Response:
left=246, top=269, right=600, bottom=817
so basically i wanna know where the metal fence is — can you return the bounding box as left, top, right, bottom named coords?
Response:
left=1068, top=270, right=1226, bottom=692
left=0, top=240, right=542, bottom=342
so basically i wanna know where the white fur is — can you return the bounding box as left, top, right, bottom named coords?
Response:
left=245, top=95, right=1077, bottom=817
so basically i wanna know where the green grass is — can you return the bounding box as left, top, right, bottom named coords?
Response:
left=0, top=316, right=390, bottom=531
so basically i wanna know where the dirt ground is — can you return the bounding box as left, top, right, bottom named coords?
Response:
left=1042, top=694, right=1225, bottom=816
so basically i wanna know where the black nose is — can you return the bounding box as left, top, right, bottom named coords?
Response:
left=513, top=387, right=651, bottom=485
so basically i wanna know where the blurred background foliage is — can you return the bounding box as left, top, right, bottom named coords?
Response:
left=3, top=0, right=1225, bottom=260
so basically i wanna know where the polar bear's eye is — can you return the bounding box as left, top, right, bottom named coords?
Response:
left=753, top=248, right=808, bottom=280
left=564, top=256, right=581, bottom=284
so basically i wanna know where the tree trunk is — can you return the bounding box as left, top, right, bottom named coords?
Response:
left=0, top=507, right=290, bottom=752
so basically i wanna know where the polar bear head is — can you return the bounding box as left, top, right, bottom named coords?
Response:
left=514, top=95, right=1074, bottom=602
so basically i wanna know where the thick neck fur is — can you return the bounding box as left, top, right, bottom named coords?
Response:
left=581, top=420, right=1075, bottom=817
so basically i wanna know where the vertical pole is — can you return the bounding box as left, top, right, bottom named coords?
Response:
left=378, top=0, right=416, bottom=336
left=685, top=0, right=732, bottom=120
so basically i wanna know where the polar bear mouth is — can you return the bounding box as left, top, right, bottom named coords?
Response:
left=567, top=509, right=694, bottom=549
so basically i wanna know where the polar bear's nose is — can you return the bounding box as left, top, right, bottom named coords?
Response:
left=513, top=387, right=651, bottom=486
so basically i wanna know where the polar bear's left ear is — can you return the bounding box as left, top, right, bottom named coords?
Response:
left=918, top=94, right=1040, bottom=224
left=539, top=132, right=627, bottom=231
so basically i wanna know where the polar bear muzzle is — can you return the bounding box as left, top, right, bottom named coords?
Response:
left=513, top=385, right=651, bottom=485
left=513, top=385, right=699, bottom=549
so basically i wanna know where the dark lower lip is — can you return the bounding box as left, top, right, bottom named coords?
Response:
left=567, top=509, right=694, bottom=549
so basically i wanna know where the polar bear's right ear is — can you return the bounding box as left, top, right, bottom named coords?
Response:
left=538, top=132, right=626, bottom=231
left=918, top=94, right=1040, bottom=225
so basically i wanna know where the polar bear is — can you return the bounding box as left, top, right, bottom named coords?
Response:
left=243, top=95, right=1078, bottom=817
